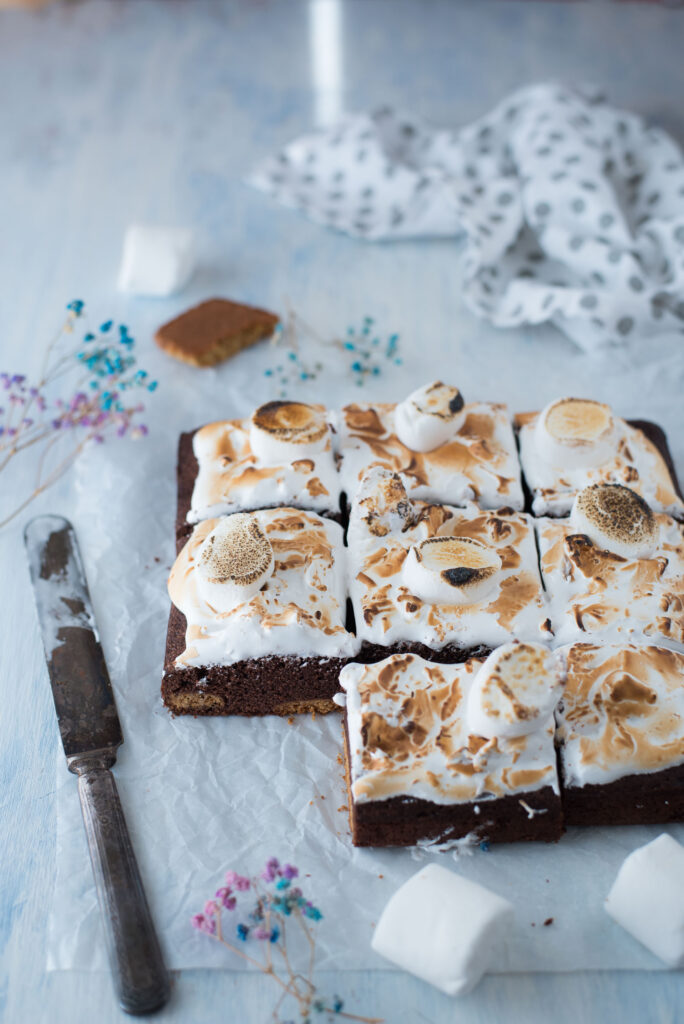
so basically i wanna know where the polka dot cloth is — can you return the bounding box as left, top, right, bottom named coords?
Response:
left=249, top=83, right=684, bottom=352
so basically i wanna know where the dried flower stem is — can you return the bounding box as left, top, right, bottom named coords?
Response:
left=0, top=301, right=155, bottom=530
left=192, top=857, right=382, bottom=1023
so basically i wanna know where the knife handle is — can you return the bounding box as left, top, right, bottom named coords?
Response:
left=70, top=754, right=171, bottom=1015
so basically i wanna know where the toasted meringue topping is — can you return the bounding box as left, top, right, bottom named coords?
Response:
left=467, top=642, right=565, bottom=740
left=355, top=467, right=414, bottom=537
left=403, top=536, right=502, bottom=605
left=197, top=512, right=274, bottom=611
left=556, top=643, right=684, bottom=787
left=571, top=484, right=658, bottom=559
left=249, top=401, right=329, bottom=463
left=340, top=653, right=560, bottom=805
left=535, top=398, right=615, bottom=470
left=338, top=399, right=524, bottom=511
left=168, top=509, right=359, bottom=666
left=394, top=381, right=466, bottom=453
left=537, top=510, right=684, bottom=646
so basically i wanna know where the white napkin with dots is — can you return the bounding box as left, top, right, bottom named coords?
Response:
left=249, top=82, right=684, bottom=353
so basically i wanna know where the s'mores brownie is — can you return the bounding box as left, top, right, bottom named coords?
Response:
left=163, top=508, right=359, bottom=715
left=347, top=468, right=549, bottom=662
left=177, top=401, right=341, bottom=538
left=339, top=643, right=565, bottom=847
left=516, top=397, right=684, bottom=519
left=537, top=483, right=684, bottom=647
left=336, top=381, right=524, bottom=509
left=555, top=643, right=684, bottom=826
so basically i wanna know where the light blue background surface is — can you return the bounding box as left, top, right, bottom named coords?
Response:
left=1, top=1, right=684, bottom=1021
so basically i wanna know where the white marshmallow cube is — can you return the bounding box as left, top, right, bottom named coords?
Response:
left=371, top=864, right=513, bottom=996
left=605, top=833, right=684, bottom=966
left=117, top=224, right=195, bottom=297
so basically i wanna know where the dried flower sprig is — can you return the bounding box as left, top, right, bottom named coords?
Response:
left=263, top=303, right=401, bottom=397
left=192, top=857, right=382, bottom=1024
left=0, top=300, right=156, bottom=530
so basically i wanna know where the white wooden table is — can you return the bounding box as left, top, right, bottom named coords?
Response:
left=1, top=2, right=684, bottom=1021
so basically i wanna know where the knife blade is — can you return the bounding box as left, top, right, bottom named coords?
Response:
left=25, top=515, right=170, bottom=1015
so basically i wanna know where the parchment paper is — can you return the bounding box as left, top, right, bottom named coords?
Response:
left=47, top=313, right=684, bottom=973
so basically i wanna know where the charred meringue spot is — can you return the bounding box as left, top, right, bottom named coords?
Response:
left=197, top=512, right=274, bottom=611
left=413, top=381, right=465, bottom=419
left=536, top=397, right=615, bottom=470
left=403, top=536, right=502, bottom=605
left=563, top=533, right=626, bottom=579
left=572, top=484, right=657, bottom=559
left=467, top=642, right=564, bottom=740
left=394, top=381, right=466, bottom=453
left=249, top=401, right=329, bottom=462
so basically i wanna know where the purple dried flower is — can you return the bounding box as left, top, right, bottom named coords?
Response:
left=215, top=887, right=237, bottom=911
left=282, top=864, right=299, bottom=880
left=261, top=857, right=280, bottom=882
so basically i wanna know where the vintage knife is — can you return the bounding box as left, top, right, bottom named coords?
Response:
left=25, top=515, right=170, bottom=1015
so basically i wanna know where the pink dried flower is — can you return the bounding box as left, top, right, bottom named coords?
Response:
left=191, top=913, right=216, bottom=936
left=204, top=900, right=219, bottom=918
left=225, top=870, right=250, bottom=891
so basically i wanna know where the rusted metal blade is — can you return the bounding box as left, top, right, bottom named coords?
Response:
left=25, top=515, right=122, bottom=760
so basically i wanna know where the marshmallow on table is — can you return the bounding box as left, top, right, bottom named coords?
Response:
left=605, top=834, right=684, bottom=966
left=117, top=224, right=195, bottom=296
left=371, top=864, right=513, bottom=996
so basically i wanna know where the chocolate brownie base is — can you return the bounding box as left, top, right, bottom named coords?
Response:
left=561, top=762, right=684, bottom=827
left=162, top=603, right=346, bottom=716
left=176, top=431, right=199, bottom=547
left=176, top=431, right=343, bottom=546
left=355, top=640, right=492, bottom=665
left=514, top=418, right=683, bottom=519
left=342, top=720, right=563, bottom=847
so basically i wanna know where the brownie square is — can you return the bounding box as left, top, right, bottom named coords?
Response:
left=163, top=508, right=359, bottom=715
left=336, top=398, right=524, bottom=509
left=536, top=511, right=684, bottom=646
left=340, top=653, right=564, bottom=847
left=515, top=403, right=684, bottom=519
left=555, top=643, right=684, bottom=826
left=176, top=403, right=342, bottom=539
left=347, top=470, right=550, bottom=659
left=155, top=297, right=279, bottom=367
